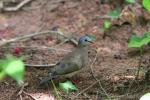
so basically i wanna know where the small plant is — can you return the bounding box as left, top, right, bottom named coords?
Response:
left=143, top=0, right=150, bottom=11
left=128, top=32, right=150, bottom=79
left=0, top=54, right=25, bottom=84
left=128, top=32, right=150, bottom=48
left=100, top=20, right=112, bottom=33
left=49, top=80, right=77, bottom=100
left=59, top=80, right=77, bottom=94
left=104, top=20, right=112, bottom=29
left=108, top=8, right=121, bottom=19
left=50, top=78, right=62, bottom=100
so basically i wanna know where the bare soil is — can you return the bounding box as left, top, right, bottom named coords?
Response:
left=0, top=0, right=150, bottom=100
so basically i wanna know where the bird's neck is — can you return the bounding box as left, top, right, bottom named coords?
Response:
left=77, top=41, right=88, bottom=47
left=77, top=44, right=86, bottom=48
left=77, top=45, right=88, bottom=50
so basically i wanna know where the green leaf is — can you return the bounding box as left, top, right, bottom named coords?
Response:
left=128, top=32, right=150, bottom=48
left=143, top=0, right=150, bottom=11
left=0, top=71, right=6, bottom=80
left=128, top=34, right=143, bottom=48
left=0, top=55, right=25, bottom=82
left=104, top=20, right=111, bottom=29
left=59, top=81, right=77, bottom=93
left=140, top=93, right=150, bottom=100
left=125, top=0, right=135, bottom=4
left=108, top=8, right=121, bottom=18
left=5, top=59, right=25, bottom=81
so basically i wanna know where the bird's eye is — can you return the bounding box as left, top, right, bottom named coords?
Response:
left=84, top=39, right=88, bottom=41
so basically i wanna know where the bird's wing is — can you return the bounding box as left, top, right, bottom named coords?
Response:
left=50, top=51, right=83, bottom=76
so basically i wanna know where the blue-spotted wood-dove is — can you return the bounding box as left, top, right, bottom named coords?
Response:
left=39, top=34, right=95, bottom=85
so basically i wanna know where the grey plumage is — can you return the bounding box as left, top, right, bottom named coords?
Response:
left=39, top=35, right=94, bottom=85
left=49, top=46, right=88, bottom=78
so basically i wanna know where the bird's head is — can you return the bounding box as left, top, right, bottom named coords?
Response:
left=78, top=34, right=96, bottom=47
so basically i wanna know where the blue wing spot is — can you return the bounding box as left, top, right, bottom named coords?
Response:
left=56, top=62, right=65, bottom=68
left=60, top=63, right=65, bottom=68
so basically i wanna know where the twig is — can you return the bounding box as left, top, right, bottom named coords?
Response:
left=108, top=93, right=141, bottom=100
left=54, top=39, right=70, bottom=47
left=0, top=30, right=78, bottom=47
left=50, top=78, right=62, bottom=100
left=3, top=0, right=33, bottom=12
left=22, top=91, right=38, bottom=100
left=90, top=51, right=111, bottom=100
left=25, top=63, right=56, bottom=68
left=17, top=82, right=28, bottom=96
left=73, top=50, right=110, bottom=99
left=82, top=93, right=91, bottom=100
left=0, top=30, right=57, bottom=46
left=70, top=38, right=78, bottom=46
left=127, top=47, right=143, bottom=93
left=19, top=95, right=23, bottom=100
left=135, top=47, right=144, bottom=79
left=55, top=38, right=78, bottom=47
left=76, top=80, right=99, bottom=97
left=16, top=82, right=37, bottom=100
left=16, top=83, right=37, bottom=100
left=96, top=91, right=99, bottom=100
left=55, top=30, right=78, bottom=46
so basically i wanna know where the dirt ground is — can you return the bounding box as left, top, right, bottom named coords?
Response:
left=0, top=0, right=150, bottom=100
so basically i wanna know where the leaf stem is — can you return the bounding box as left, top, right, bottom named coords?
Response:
left=50, top=78, right=62, bottom=100
left=136, top=47, right=143, bottom=79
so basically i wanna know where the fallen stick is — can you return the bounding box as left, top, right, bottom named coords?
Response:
left=0, top=30, right=54, bottom=46
left=89, top=50, right=111, bottom=100
left=0, top=30, right=78, bottom=47
left=25, top=63, right=56, bottom=68
left=3, top=0, right=33, bottom=11
left=76, top=80, right=99, bottom=97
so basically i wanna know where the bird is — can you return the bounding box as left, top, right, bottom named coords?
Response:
left=39, top=34, right=95, bottom=85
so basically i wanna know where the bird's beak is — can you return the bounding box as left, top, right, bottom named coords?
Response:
left=89, top=41, right=95, bottom=44
left=89, top=41, right=96, bottom=46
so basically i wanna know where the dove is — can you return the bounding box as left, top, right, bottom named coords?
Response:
left=39, top=34, right=95, bottom=85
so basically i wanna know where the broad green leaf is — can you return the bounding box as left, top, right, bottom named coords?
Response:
left=128, top=34, right=142, bottom=48
left=140, top=93, right=150, bottom=100
left=140, top=32, right=150, bottom=46
left=0, top=55, right=25, bottom=82
left=104, top=20, right=111, bottom=29
left=128, top=32, right=150, bottom=48
left=59, top=81, right=77, bottom=93
left=125, top=0, right=135, bottom=4
left=5, top=59, right=25, bottom=81
left=108, top=8, right=121, bottom=18
left=143, top=0, right=150, bottom=11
